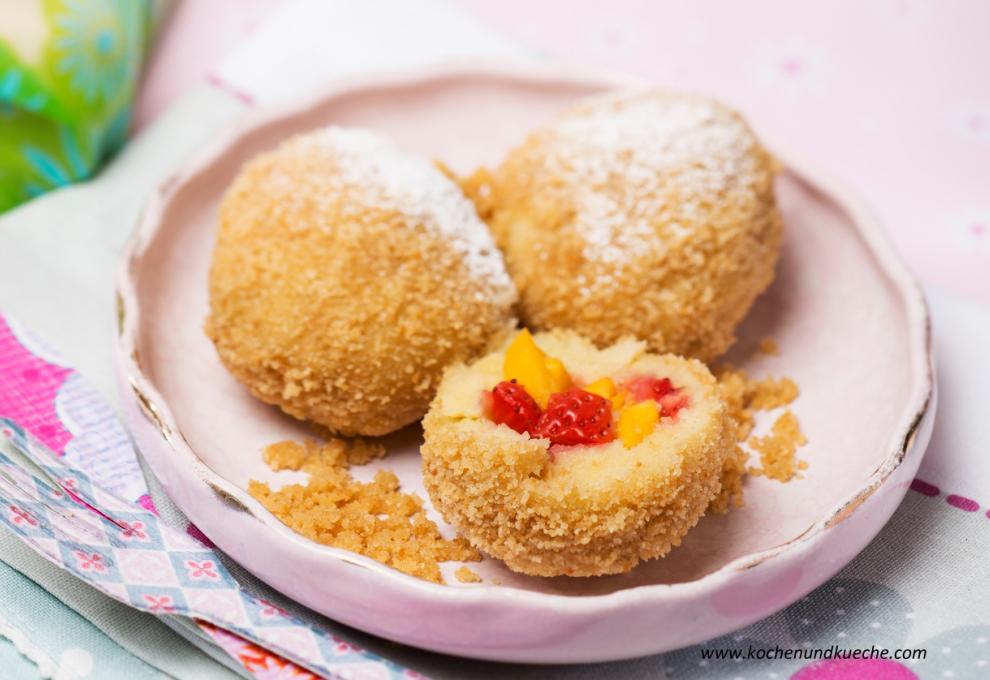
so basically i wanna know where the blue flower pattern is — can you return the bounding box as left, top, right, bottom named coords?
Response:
left=52, top=0, right=143, bottom=107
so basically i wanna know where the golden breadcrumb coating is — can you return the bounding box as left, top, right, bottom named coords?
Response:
left=473, top=89, right=782, bottom=362
left=421, top=330, right=733, bottom=577
left=248, top=439, right=479, bottom=583
left=708, top=442, right=748, bottom=515
left=206, top=127, right=516, bottom=436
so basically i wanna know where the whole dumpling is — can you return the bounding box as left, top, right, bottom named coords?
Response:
left=476, top=89, right=782, bottom=362
left=206, top=127, right=516, bottom=435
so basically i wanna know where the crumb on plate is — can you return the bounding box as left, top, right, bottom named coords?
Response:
left=709, top=365, right=806, bottom=511
left=748, top=377, right=799, bottom=411
left=454, top=566, right=483, bottom=584
left=758, top=337, right=779, bottom=356
left=248, top=439, right=479, bottom=583
left=748, top=410, right=809, bottom=482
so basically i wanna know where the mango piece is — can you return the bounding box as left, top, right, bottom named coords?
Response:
left=618, top=400, right=659, bottom=449
left=544, top=357, right=572, bottom=394
left=503, top=329, right=552, bottom=406
left=583, top=378, right=625, bottom=410
left=503, top=329, right=570, bottom=408
left=584, top=377, right=616, bottom=400
left=612, top=390, right=627, bottom=411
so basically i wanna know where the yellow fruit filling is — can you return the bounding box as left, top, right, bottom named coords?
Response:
left=502, top=329, right=571, bottom=408
left=618, top=400, right=660, bottom=449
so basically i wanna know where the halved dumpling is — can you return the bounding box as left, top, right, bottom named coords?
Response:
left=421, top=329, right=732, bottom=577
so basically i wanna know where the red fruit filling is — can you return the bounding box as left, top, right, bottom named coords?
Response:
left=486, top=380, right=541, bottom=435
left=658, top=390, right=689, bottom=418
left=625, top=375, right=689, bottom=418
left=626, top=376, right=674, bottom=401
left=537, top=388, right=615, bottom=446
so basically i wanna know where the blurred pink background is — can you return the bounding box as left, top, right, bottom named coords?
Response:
left=136, top=0, right=990, bottom=305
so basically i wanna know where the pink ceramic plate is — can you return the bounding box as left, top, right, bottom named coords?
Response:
left=115, top=62, right=934, bottom=663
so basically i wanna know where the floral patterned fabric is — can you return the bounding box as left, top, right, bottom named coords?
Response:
left=0, top=312, right=415, bottom=678
left=0, top=0, right=157, bottom=213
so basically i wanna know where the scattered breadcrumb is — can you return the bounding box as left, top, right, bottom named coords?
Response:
left=454, top=566, right=483, bottom=584
left=748, top=411, right=809, bottom=482
left=708, top=365, right=806, bottom=511
left=344, top=438, right=388, bottom=465
left=248, top=439, right=479, bottom=583
left=309, top=423, right=388, bottom=465
left=748, top=377, right=799, bottom=410
left=758, top=337, right=779, bottom=356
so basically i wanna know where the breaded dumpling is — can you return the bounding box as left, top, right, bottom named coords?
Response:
left=477, top=89, right=782, bottom=362
left=421, top=329, right=732, bottom=577
left=206, top=127, right=516, bottom=436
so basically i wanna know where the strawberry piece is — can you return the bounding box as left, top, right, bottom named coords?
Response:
left=659, top=390, right=689, bottom=418
left=537, top=388, right=614, bottom=446
left=626, top=376, right=675, bottom=402
left=487, top=380, right=541, bottom=435
left=625, top=375, right=688, bottom=418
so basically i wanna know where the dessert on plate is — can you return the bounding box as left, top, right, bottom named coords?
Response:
left=421, top=329, right=733, bottom=577
left=204, top=102, right=801, bottom=583
left=205, top=126, right=517, bottom=436
left=468, top=89, right=782, bottom=362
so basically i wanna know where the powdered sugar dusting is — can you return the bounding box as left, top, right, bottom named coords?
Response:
left=287, top=126, right=514, bottom=299
left=540, top=90, right=761, bottom=264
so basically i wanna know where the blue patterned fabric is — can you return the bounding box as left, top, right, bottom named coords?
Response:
left=0, top=559, right=163, bottom=679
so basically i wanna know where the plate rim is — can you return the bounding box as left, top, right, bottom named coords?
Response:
left=115, top=59, right=935, bottom=615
